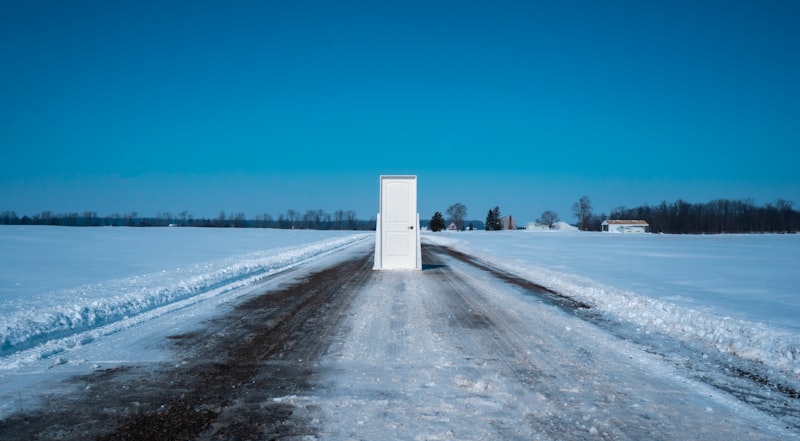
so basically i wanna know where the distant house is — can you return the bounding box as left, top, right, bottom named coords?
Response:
left=447, top=222, right=458, bottom=231
left=602, top=219, right=649, bottom=233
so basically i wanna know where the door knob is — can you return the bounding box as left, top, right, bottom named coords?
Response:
left=408, top=226, right=414, bottom=230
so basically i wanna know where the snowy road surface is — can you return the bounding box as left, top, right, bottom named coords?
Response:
left=0, top=240, right=797, bottom=440
left=304, top=245, right=795, bottom=440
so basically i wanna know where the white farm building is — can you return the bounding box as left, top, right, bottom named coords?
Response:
left=601, top=219, right=650, bottom=233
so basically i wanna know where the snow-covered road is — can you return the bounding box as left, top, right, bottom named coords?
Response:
left=0, top=239, right=797, bottom=440
left=299, top=245, right=796, bottom=440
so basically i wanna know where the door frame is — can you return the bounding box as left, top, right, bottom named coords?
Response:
left=374, top=175, right=421, bottom=270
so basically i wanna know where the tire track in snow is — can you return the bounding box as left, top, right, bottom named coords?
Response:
left=431, top=243, right=800, bottom=430
left=305, top=245, right=794, bottom=440
left=0, top=247, right=375, bottom=441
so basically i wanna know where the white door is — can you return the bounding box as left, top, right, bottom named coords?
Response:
left=380, top=176, right=418, bottom=269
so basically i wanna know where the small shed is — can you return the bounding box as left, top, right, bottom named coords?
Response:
left=602, top=219, right=649, bottom=233
left=447, top=222, right=458, bottom=231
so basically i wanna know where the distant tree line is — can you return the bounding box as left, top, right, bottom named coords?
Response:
left=426, top=196, right=799, bottom=235
left=565, top=195, right=799, bottom=234
left=0, top=209, right=376, bottom=230
left=607, top=198, right=799, bottom=234
left=5, top=197, right=797, bottom=234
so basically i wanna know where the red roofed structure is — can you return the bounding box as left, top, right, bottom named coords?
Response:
left=601, top=219, right=649, bottom=233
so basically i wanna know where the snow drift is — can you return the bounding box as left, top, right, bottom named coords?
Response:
left=423, top=231, right=800, bottom=380
left=0, top=227, right=370, bottom=365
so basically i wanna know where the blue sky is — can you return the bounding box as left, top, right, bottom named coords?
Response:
left=2, top=1, right=798, bottom=224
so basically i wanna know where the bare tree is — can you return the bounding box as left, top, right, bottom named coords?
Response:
left=255, top=213, right=272, bottom=228
left=82, top=211, right=97, bottom=226
left=0, top=211, right=19, bottom=224
left=312, top=209, right=324, bottom=229
left=232, top=212, right=246, bottom=228
left=345, top=210, right=358, bottom=230
left=776, top=198, right=793, bottom=232
left=124, top=211, right=138, bottom=227
left=334, top=210, right=345, bottom=230
left=302, top=210, right=321, bottom=229
left=539, top=210, right=559, bottom=229
left=446, top=203, right=467, bottom=231
left=278, top=214, right=289, bottom=229
left=157, top=212, right=172, bottom=226
left=572, top=196, right=593, bottom=231
left=322, top=211, right=332, bottom=229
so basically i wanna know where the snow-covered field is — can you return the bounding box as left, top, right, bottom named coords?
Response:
left=0, top=225, right=798, bottom=428
left=0, top=226, right=371, bottom=414
left=424, top=230, right=800, bottom=379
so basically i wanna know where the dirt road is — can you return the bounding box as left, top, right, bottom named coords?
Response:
left=0, top=244, right=795, bottom=440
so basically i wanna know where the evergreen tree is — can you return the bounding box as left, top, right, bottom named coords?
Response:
left=485, top=206, right=503, bottom=231
left=492, top=206, right=503, bottom=230
left=429, top=211, right=446, bottom=232
left=485, top=208, right=496, bottom=231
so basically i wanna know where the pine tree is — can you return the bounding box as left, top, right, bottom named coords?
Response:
left=429, top=211, right=446, bottom=232
left=485, top=208, right=496, bottom=231
left=492, top=206, right=503, bottom=230
left=486, top=206, right=503, bottom=231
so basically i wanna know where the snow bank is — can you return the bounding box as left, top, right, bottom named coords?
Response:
left=504, top=262, right=799, bottom=376
left=0, top=227, right=370, bottom=366
left=423, top=231, right=800, bottom=378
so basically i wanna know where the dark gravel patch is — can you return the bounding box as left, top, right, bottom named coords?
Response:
left=0, top=251, right=373, bottom=441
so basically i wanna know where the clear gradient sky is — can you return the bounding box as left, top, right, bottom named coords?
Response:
left=2, top=1, right=799, bottom=224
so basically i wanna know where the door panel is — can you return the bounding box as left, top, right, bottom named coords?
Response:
left=380, top=176, right=417, bottom=269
